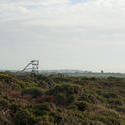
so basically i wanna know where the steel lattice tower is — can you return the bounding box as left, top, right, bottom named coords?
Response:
left=22, top=60, right=39, bottom=74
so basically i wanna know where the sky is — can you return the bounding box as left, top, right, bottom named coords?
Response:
left=0, top=0, right=125, bottom=72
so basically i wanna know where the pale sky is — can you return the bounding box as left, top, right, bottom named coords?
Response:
left=0, top=0, right=125, bottom=72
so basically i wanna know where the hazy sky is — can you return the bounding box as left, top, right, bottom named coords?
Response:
left=0, top=0, right=125, bottom=72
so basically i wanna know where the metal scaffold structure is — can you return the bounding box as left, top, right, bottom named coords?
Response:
left=22, top=60, right=39, bottom=74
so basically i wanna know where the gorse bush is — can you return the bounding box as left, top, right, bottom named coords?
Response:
left=14, top=109, right=38, bottom=125
left=46, top=84, right=83, bottom=105
left=75, top=101, right=87, bottom=111
left=103, top=92, right=118, bottom=98
left=46, top=84, right=84, bottom=96
left=33, top=103, right=56, bottom=114
left=21, top=87, right=44, bottom=97
left=55, top=93, right=66, bottom=105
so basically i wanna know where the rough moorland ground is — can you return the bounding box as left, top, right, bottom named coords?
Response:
left=0, top=73, right=125, bottom=125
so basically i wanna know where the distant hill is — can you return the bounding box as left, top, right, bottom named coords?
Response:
left=39, top=69, right=92, bottom=74
left=1, top=69, right=125, bottom=78
left=39, top=70, right=125, bottom=78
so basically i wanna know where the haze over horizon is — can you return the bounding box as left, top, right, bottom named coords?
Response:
left=1, top=0, right=125, bottom=72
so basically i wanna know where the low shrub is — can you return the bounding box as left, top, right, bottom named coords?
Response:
left=32, top=103, right=56, bottom=116
left=21, top=87, right=44, bottom=97
left=46, top=84, right=83, bottom=96
left=55, top=93, right=66, bottom=105
left=103, top=92, right=118, bottom=98
left=14, top=109, right=38, bottom=125
left=75, top=101, right=87, bottom=111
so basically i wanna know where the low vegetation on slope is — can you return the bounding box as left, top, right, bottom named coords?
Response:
left=0, top=72, right=125, bottom=125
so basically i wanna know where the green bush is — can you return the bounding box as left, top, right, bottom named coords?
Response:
left=103, top=92, right=118, bottom=98
left=67, top=94, right=77, bottom=104
left=93, top=111, right=121, bottom=125
left=55, top=93, right=77, bottom=105
left=55, top=93, right=66, bottom=105
left=79, top=93, right=96, bottom=103
left=32, top=103, right=56, bottom=116
left=21, top=87, right=44, bottom=97
left=50, top=112, right=62, bottom=124
left=14, top=109, right=38, bottom=125
left=0, top=115, right=12, bottom=125
left=46, top=84, right=83, bottom=96
left=37, top=115, right=55, bottom=125
left=0, top=98, right=9, bottom=109
left=75, top=101, right=87, bottom=111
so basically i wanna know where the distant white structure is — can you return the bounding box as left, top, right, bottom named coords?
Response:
left=22, top=60, right=39, bottom=74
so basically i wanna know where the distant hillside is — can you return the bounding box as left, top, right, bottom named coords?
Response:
left=39, top=70, right=125, bottom=78
left=1, top=69, right=125, bottom=78
left=39, top=69, right=91, bottom=74
left=0, top=73, right=125, bottom=125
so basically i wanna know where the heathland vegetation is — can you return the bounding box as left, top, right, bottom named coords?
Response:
left=0, top=72, right=125, bottom=125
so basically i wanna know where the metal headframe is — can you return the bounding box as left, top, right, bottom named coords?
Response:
left=22, top=60, right=39, bottom=74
